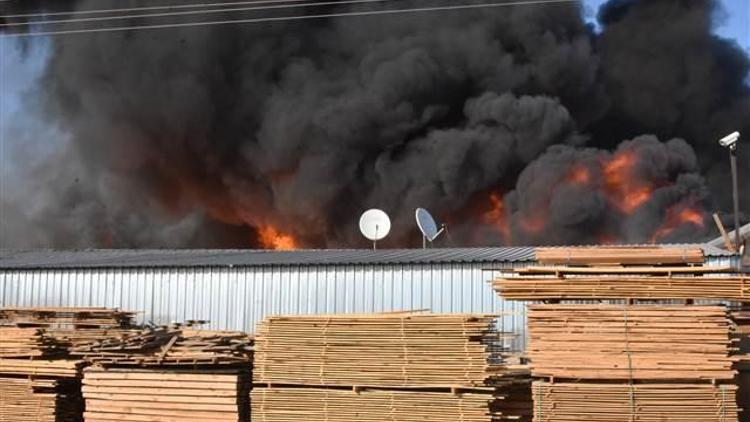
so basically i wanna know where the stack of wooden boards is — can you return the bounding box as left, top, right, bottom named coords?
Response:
left=0, top=306, right=254, bottom=422
left=79, top=329, right=253, bottom=422
left=73, top=328, right=253, bottom=366
left=734, top=307, right=750, bottom=422
left=527, top=304, right=736, bottom=381
left=492, top=246, right=745, bottom=422
left=252, top=312, right=532, bottom=422
left=0, top=377, right=84, bottom=422
left=0, top=307, right=136, bottom=422
left=493, top=247, right=750, bottom=301
left=82, top=367, right=250, bottom=422
left=528, top=304, right=739, bottom=421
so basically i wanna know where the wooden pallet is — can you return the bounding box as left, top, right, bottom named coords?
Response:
left=526, top=304, right=736, bottom=380
left=82, top=367, right=250, bottom=421
left=531, top=381, right=739, bottom=422
left=253, top=313, right=520, bottom=387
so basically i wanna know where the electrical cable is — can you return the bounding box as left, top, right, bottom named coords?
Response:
left=0, top=0, right=399, bottom=28
left=1, top=0, right=580, bottom=38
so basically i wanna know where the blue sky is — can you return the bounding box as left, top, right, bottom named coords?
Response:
left=1, top=0, right=749, bottom=172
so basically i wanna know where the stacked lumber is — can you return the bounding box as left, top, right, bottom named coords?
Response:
left=254, top=313, right=517, bottom=387
left=0, top=358, right=83, bottom=377
left=493, top=271, right=750, bottom=302
left=73, top=328, right=253, bottom=366
left=531, top=381, right=739, bottom=422
left=0, top=377, right=83, bottom=422
left=82, top=367, right=250, bottom=422
left=535, top=246, right=704, bottom=265
left=0, top=307, right=135, bottom=328
left=251, top=387, right=523, bottom=422
left=527, top=304, right=736, bottom=380
left=0, top=307, right=140, bottom=422
left=740, top=369, right=750, bottom=422
left=253, top=312, right=532, bottom=422
left=0, top=327, right=63, bottom=358
left=735, top=307, right=750, bottom=361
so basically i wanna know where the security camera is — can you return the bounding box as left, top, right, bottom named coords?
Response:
left=718, top=131, right=740, bottom=149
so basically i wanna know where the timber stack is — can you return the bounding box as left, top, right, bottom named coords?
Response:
left=0, top=307, right=137, bottom=422
left=78, top=327, right=253, bottom=422
left=252, top=311, right=532, bottom=422
left=735, top=306, right=750, bottom=422
left=492, top=246, right=746, bottom=422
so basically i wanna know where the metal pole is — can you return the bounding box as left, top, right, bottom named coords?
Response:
left=730, top=147, right=741, bottom=251
left=422, top=235, right=427, bottom=249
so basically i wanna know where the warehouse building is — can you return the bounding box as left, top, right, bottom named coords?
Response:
left=0, top=245, right=737, bottom=350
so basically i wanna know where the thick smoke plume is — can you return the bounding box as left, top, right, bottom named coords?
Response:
left=1, top=0, right=748, bottom=249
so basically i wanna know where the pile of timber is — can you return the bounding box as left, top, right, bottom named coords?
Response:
left=532, top=381, right=739, bottom=422
left=77, top=329, right=253, bottom=421
left=493, top=265, right=750, bottom=302
left=0, top=307, right=136, bottom=328
left=735, top=307, right=750, bottom=361
left=252, top=312, right=532, bottom=422
left=736, top=307, right=750, bottom=422
left=251, top=385, right=531, bottom=422
left=254, top=313, right=519, bottom=387
left=0, top=327, right=64, bottom=358
left=491, top=247, right=747, bottom=422
left=0, top=307, right=135, bottom=422
left=0, top=358, right=83, bottom=378
left=535, top=246, right=705, bottom=265
left=82, top=367, right=250, bottom=422
left=526, top=304, right=736, bottom=381
left=73, top=328, right=253, bottom=366
left=740, top=368, right=750, bottom=422
left=0, top=306, right=140, bottom=356
left=0, top=377, right=84, bottom=422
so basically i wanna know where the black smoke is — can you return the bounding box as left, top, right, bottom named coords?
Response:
left=0, top=0, right=748, bottom=248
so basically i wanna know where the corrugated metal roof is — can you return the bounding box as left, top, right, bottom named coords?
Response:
left=0, top=244, right=731, bottom=270
left=0, top=247, right=536, bottom=269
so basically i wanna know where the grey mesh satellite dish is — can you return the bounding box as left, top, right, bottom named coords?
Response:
left=359, top=209, right=391, bottom=250
left=415, top=207, right=445, bottom=248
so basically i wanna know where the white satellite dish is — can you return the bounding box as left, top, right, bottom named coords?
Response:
left=359, top=209, right=391, bottom=250
left=415, top=207, right=445, bottom=248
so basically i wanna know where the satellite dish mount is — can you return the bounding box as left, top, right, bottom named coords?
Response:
left=415, top=208, right=445, bottom=249
left=359, top=209, right=392, bottom=250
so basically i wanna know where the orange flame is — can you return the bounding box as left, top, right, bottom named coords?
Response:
left=482, top=192, right=510, bottom=240
left=651, top=205, right=706, bottom=243
left=258, top=225, right=298, bottom=250
left=520, top=215, right=546, bottom=234
left=566, top=165, right=591, bottom=185
left=603, top=151, right=653, bottom=214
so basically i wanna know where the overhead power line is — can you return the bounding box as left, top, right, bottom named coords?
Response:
left=0, top=0, right=398, bottom=28
left=0, top=0, right=315, bottom=19
left=1, top=0, right=580, bottom=38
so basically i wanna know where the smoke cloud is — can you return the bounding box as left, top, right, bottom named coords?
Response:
left=1, top=0, right=748, bottom=248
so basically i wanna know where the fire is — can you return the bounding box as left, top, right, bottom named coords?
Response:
left=603, top=151, right=653, bottom=214
left=566, top=165, right=591, bottom=185
left=651, top=205, right=706, bottom=243
left=258, top=226, right=298, bottom=250
left=520, top=215, right=546, bottom=234
left=482, top=192, right=510, bottom=240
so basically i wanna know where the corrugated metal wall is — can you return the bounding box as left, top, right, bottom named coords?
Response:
left=0, top=263, right=528, bottom=350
